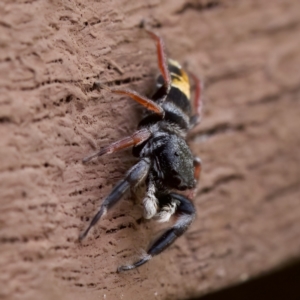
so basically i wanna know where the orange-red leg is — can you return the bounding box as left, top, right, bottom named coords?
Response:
left=83, top=128, right=151, bottom=163
left=146, top=29, right=171, bottom=94
left=111, top=88, right=164, bottom=116
left=94, top=82, right=164, bottom=116
left=186, top=157, right=202, bottom=200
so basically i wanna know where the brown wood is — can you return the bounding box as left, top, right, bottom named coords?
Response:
left=1, top=0, right=300, bottom=299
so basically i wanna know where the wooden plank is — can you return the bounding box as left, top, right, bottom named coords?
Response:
left=1, top=0, right=300, bottom=299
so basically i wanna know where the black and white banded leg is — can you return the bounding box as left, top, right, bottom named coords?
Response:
left=118, top=193, right=195, bottom=272
left=79, top=158, right=151, bottom=241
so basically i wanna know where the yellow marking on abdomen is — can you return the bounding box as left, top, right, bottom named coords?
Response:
left=170, top=71, right=190, bottom=99
left=168, top=59, right=191, bottom=99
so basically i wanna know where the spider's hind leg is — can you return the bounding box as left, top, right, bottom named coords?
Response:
left=189, top=73, right=203, bottom=129
left=146, top=29, right=171, bottom=94
left=118, top=193, right=195, bottom=272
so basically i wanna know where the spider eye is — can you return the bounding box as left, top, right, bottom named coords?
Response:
left=174, top=152, right=179, bottom=157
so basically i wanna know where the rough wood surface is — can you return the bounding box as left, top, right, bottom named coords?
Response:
left=1, top=0, right=300, bottom=299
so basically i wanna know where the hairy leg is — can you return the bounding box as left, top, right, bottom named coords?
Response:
left=146, top=29, right=171, bottom=95
left=94, top=82, right=164, bottom=116
left=83, top=128, right=151, bottom=163
left=118, top=193, right=195, bottom=272
left=93, top=30, right=172, bottom=117
left=79, top=158, right=151, bottom=241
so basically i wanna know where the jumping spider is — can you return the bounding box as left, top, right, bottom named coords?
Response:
left=79, top=30, right=203, bottom=272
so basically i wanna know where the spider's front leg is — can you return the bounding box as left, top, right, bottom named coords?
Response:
left=79, top=158, right=151, bottom=241
left=118, top=193, right=195, bottom=272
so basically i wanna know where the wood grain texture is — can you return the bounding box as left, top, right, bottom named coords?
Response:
left=1, top=0, right=300, bottom=299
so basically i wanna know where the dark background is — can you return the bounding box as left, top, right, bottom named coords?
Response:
left=192, top=261, right=300, bottom=300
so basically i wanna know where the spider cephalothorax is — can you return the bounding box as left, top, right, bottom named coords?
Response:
left=79, top=30, right=203, bottom=272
